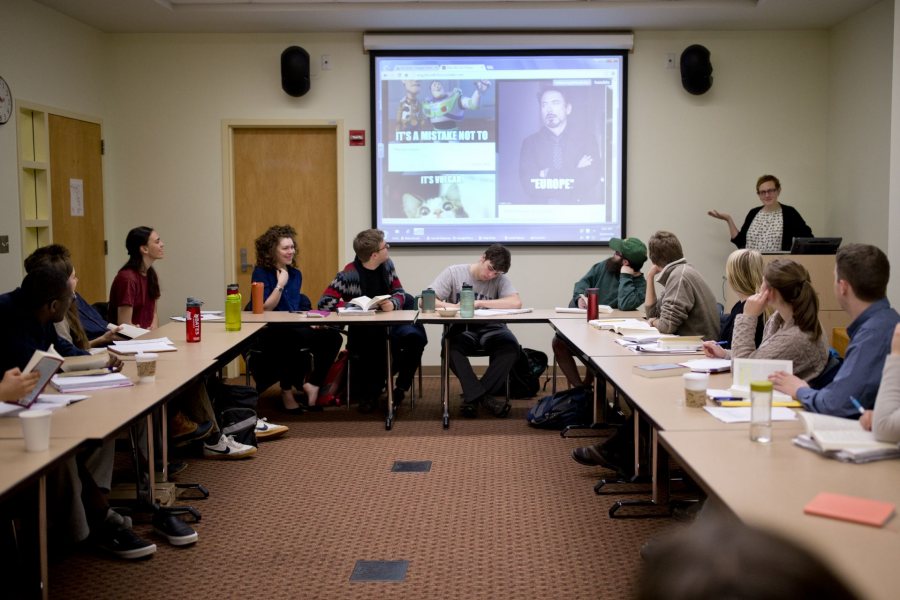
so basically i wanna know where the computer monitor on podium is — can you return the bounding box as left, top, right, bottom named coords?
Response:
left=790, top=237, right=842, bottom=255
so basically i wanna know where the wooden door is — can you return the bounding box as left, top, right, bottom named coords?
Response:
left=232, top=127, right=338, bottom=305
left=49, top=115, right=106, bottom=303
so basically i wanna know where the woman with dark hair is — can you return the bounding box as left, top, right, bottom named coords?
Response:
left=108, top=226, right=163, bottom=329
left=703, top=258, right=828, bottom=380
left=708, top=174, right=813, bottom=252
left=252, top=225, right=342, bottom=413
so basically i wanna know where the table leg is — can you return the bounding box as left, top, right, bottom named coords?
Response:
left=39, top=474, right=47, bottom=600
left=442, top=327, right=450, bottom=429
left=145, top=413, right=156, bottom=505
left=385, top=329, right=394, bottom=431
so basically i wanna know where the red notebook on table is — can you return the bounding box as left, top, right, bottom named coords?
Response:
left=804, top=492, right=896, bottom=528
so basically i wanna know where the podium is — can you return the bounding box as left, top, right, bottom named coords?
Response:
left=723, top=253, right=850, bottom=345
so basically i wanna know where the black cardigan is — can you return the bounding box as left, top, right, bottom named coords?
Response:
left=731, top=203, right=813, bottom=251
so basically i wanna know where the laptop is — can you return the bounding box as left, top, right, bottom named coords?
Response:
left=790, top=237, right=842, bottom=255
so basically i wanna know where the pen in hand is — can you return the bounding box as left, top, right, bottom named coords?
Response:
left=849, top=396, right=865, bottom=415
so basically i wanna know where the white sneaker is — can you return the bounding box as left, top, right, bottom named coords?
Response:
left=255, top=417, right=288, bottom=440
left=203, top=433, right=257, bottom=459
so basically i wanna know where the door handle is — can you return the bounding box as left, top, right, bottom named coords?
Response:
left=240, top=248, right=249, bottom=273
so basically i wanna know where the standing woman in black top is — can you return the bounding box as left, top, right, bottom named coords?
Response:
left=708, top=174, right=813, bottom=252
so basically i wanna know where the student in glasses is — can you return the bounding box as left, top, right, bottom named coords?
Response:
left=428, top=244, right=522, bottom=418
left=318, top=228, right=426, bottom=414
left=708, top=174, right=813, bottom=252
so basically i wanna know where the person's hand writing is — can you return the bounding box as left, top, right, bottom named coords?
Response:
left=576, top=296, right=587, bottom=309
left=0, top=368, right=40, bottom=402
left=769, top=370, right=807, bottom=399
left=707, top=209, right=732, bottom=221
left=859, top=410, right=874, bottom=431
left=577, top=155, right=593, bottom=169
left=702, top=341, right=726, bottom=359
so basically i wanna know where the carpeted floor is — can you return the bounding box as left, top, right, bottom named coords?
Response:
left=49, top=375, right=683, bottom=599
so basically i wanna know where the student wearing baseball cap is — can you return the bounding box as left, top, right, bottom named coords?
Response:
left=552, top=237, right=648, bottom=388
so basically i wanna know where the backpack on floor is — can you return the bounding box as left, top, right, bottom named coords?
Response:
left=208, top=381, right=259, bottom=447
left=317, top=349, right=349, bottom=407
left=507, top=347, right=549, bottom=399
left=526, top=385, right=592, bottom=430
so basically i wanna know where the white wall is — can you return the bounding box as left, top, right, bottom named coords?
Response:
left=828, top=0, right=894, bottom=251
left=0, top=0, right=107, bottom=291
left=2, top=1, right=895, bottom=365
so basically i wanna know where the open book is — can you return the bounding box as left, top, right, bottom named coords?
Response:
left=109, top=322, right=150, bottom=339
left=793, top=412, right=900, bottom=463
left=14, top=347, right=65, bottom=408
left=346, top=295, right=391, bottom=311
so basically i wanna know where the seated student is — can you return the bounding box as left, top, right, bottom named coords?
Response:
left=318, top=229, right=426, bottom=413
left=23, top=245, right=122, bottom=348
left=637, top=514, right=858, bottom=600
left=718, top=249, right=765, bottom=348
left=571, top=231, right=719, bottom=472
left=860, top=323, right=900, bottom=443
left=643, top=231, right=720, bottom=340
left=0, top=265, right=158, bottom=559
left=252, top=225, right=342, bottom=414
left=703, top=259, right=828, bottom=381
left=552, top=237, right=647, bottom=388
left=109, top=227, right=254, bottom=459
left=428, top=244, right=521, bottom=418
left=771, top=243, right=900, bottom=418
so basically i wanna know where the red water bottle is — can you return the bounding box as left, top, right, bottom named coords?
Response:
left=186, top=297, right=202, bottom=343
left=586, top=288, right=599, bottom=321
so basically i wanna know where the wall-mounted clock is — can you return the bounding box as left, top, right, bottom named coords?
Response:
left=0, top=76, right=12, bottom=125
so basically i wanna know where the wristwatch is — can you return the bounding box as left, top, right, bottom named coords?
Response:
left=275, top=286, right=284, bottom=292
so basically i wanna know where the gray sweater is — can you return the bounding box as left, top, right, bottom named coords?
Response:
left=874, top=354, right=900, bottom=443
left=728, top=312, right=828, bottom=381
left=645, top=258, right=720, bottom=340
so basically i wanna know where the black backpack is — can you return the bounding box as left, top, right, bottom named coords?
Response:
left=526, top=386, right=592, bottom=429
left=506, top=347, right=549, bottom=399
left=208, top=381, right=259, bottom=447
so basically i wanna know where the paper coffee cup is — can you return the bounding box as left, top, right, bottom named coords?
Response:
left=135, top=353, right=158, bottom=383
left=20, top=409, right=52, bottom=452
left=683, top=372, right=709, bottom=408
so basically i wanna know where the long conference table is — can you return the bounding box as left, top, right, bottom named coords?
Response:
left=549, top=316, right=900, bottom=600
left=0, top=320, right=265, bottom=599
left=3, top=309, right=898, bottom=600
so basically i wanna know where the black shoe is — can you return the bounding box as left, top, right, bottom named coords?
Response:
left=483, top=395, right=511, bottom=418
left=96, top=525, right=156, bottom=560
left=392, top=387, right=406, bottom=407
left=460, top=400, right=478, bottom=418
left=153, top=513, right=198, bottom=546
left=571, top=444, right=626, bottom=474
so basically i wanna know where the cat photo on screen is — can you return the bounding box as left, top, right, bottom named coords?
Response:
left=402, top=183, right=468, bottom=219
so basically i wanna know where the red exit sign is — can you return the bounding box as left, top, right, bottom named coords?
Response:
left=349, top=130, right=365, bottom=146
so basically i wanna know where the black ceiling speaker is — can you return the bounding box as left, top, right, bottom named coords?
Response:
left=281, top=46, right=310, bottom=97
left=680, top=44, right=713, bottom=95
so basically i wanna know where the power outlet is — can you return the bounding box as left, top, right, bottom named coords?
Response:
left=666, top=53, right=677, bottom=70
left=321, top=54, right=332, bottom=71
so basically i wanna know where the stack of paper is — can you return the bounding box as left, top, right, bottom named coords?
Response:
left=680, top=358, right=731, bottom=373
left=108, top=338, right=177, bottom=355
left=51, top=373, right=133, bottom=392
